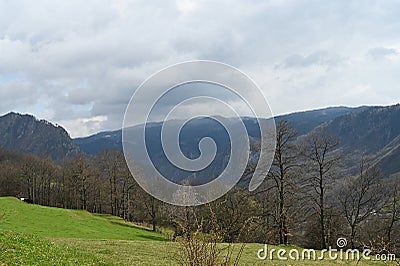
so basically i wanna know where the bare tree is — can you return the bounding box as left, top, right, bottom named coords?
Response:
left=210, top=189, right=258, bottom=243
left=339, top=157, right=383, bottom=248
left=385, top=179, right=400, bottom=249
left=266, top=120, right=299, bottom=244
left=0, top=159, right=23, bottom=197
left=63, top=153, right=92, bottom=210
left=21, top=155, right=38, bottom=203
left=116, top=157, right=137, bottom=221
left=95, top=150, right=126, bottom=216
left=143, top=195, right=159, bottom=232
left=301, top=128, right=340, bottom=249
left=36, top=157, right=55, bottom=206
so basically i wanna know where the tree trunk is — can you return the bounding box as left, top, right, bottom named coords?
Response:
left=320, top=169, right=326, bottom=249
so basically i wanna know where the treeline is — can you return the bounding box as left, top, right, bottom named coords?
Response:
left=0, top=148, right=157, bottom=229
left=0, top=120, right=399, bottom=254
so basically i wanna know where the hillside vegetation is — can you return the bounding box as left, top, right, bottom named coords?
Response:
left=0, top=112, right=79, bottom=161
left=0, top=197, right=397, bottom=265
left=0, top=197, right=165, bottom=241
left=0, top=231, right=105, bottom=265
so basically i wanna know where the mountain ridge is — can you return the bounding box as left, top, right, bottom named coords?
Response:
left=75, top=105, right=369, bottom=155
left=321, top=104, right=400, bottom=177
left=2, top=104, right=400, bottom=180
left=0, top=112, right=79, bottom=162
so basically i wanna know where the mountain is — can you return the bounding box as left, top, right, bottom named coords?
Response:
left=0, top=112, right=79, bottom=161
left=275, top=106, right=370, bottom=136
left=4, top=105, right=399, bottom=181
left=74, top=106, right=371, bottom=184
left=76, top=106, right=366, bottom=155
left=74, top=130, right=122, bottom=154
left=322, top=104, right=400, bottom=177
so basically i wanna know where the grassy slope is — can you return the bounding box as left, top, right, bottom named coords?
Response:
left=0, top=231, right=106, bottom=265
left=2, top=234, right=395, bottom=266
left=52, top=239, right=397, bottom=266
left=0, top=197, right=165, bottom=241
left=54, top=239, right=396, bottom=266
left=0, top=197, right=396, bottom=265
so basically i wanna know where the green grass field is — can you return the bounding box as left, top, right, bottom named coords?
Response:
left=0, top=197, right=165, bottom=241
left=0, top=197, right=398, bottom=265
left=0, top=231, right=105, bottom=265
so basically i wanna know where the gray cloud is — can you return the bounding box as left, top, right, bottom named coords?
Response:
left=1, top=0, right=400, bottom=137
left=367, top=47, right=398, bottom=60
left=278, top=51, right=344, bottom=69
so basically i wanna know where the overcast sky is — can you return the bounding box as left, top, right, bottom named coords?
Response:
left=1, top=0, right=399, bottom=137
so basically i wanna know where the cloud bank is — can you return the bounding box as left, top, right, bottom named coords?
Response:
left=1, top=0, right=399, bottom=137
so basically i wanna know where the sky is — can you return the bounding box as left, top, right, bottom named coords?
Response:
left=0, top=0, right=399, bottom=137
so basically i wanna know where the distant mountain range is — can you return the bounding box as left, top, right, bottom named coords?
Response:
left=323, top=104, right=400, bottom=177
left=74, top=105, right=375, bottom=184
left=75, top=106, right=369, bottom=155
left=1, top=104, right=400, bottom=181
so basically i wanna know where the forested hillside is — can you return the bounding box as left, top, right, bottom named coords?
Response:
left=1, top=105, right=399, bottom=253
left=0, top=112, right=79, bottom=161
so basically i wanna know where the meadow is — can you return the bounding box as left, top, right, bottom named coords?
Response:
left=0, top=197, right=397, bottom=265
